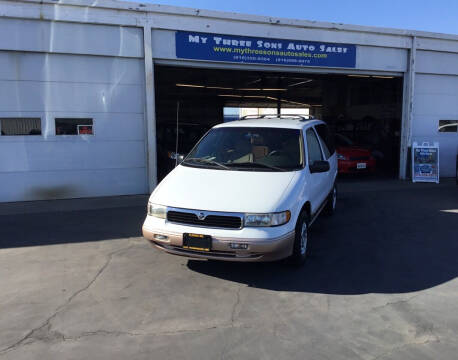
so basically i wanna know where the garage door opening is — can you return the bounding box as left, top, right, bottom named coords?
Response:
left=154, top=65, right=403, bottom=181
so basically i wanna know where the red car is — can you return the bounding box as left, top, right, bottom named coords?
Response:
left=335, top=134, right=376, bottom=174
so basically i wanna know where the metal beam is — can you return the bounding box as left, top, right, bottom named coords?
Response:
left=154, top=59, right=405, bottom=77
left=399, top=36, right=417, bottom=180
left=143, top=24, right=158, bottom=192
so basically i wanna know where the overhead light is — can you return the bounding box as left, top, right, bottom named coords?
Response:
left=265, top=96, right=309, bottom=107
left=238, top=88, right=262, bottom=91
left=218, top=94, right=308, bottom=107
left=311, top=104, right=323, bottom=107
left=207, top=86, right=234, bottom=90
left=347, top=75, right=395, bottom=79
left=246, top=78, right=262, bottom=85
left=284, top=99, right=310, bottom=107
left=288, top=80, right=313, bottom=87
left=176, top=83, right=205, bottom=88
left=262, top=88, right=288, bottom=92
left=176, top=84, right=236, bottom=90
left=237, top=88, right=288, bottom=92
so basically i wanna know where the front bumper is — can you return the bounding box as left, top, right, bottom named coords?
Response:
left=142, top=216, right=295, bottom=262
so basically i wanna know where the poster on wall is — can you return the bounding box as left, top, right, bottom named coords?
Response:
left=412, top=142, right=439, bottom=183
left=176, top=31, right=356, bottom=68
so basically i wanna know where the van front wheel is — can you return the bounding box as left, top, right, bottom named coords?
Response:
left=290, top=211, right=309, bottom=265
left=324, top=184, right=337, bottom=216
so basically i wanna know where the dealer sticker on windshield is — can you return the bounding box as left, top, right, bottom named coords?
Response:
left=357, top=163, right=367, bottom=169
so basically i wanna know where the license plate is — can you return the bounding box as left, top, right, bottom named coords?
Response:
left=183, top=233, right=212, bottom=252
left=357, top=163, right=367, bottom=169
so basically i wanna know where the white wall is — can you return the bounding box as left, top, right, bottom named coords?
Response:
left=413, top=49, right=458, bottom=178
left=0, top=19, right=147, bottom=201
left=412, top=72, right=458, bottom=177
left=0, top=18, right=143, bottom=57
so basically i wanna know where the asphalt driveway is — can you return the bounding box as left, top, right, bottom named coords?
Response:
left=0, top=180, right=457, bottom=360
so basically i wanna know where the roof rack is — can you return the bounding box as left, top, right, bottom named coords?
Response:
left=240, top=114, right=315, bottom=121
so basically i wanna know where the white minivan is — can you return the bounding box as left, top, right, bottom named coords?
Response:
left=143, top=116, right=337, bottom=264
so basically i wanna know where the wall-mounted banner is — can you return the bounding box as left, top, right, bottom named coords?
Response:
left=176, top=31, right=356, bottom=68
left=412, top=141, right=440, bottom=183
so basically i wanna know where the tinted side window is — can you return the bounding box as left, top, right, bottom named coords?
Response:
left=306, top=128, right=323, bottom=164
left=315, top=124, right=335, bottom=155
left=0, top=118, right=41, bottom=136
left=315, top=127, right=331, bottom=159
left=438, top=120, right=458, bottom=133
left=55, top=118, right=93, bottom=135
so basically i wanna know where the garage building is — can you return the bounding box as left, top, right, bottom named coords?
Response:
left=0, top=0, right=457, bottom=202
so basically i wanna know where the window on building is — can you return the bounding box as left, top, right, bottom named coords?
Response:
left=438, top=120, right=458, bottom=133
left=55, top=118, right=93, bottom=135
left=0, top=118, right=42, bottom=136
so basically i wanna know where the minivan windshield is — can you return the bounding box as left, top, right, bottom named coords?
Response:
left=183, top=127, right=304, bottom=172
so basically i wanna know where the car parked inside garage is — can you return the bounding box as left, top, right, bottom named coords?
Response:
left=335, top=133, right=377, bottom=174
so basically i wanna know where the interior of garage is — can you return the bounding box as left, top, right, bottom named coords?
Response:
left=154, top=65, right=403, bottom=181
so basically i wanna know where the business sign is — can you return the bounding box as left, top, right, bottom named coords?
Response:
left=412, top=142, right=439, bottom=183
left=176, top=31, right=356, bottom=68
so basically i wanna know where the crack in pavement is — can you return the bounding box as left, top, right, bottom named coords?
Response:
left=220, top=285, right=244, bottom=360
left=370, top=294, right=421, bottom=312
left=371, top=338, right=440, bottom=360
left=0, top=243, right=134, bottom=356
left=1, top=325, right=254, bottom=352
left=369, top=293, right=443, bottom=360
left=230, top=285, right=242, bottom=325
left=64, top=323, right=252, bottom=342
left=1, top=253, right=252, bottom=356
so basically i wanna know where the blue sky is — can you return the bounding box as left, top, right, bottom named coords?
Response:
left=128, top=0, right=458, bottom=35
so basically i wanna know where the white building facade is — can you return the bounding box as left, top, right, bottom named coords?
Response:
left=0, top=0, right=457, bottom=202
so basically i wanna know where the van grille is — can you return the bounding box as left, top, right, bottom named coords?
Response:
left=167, top=210, right=242, bottom=229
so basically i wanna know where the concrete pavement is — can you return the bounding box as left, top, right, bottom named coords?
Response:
left=0, top=180, right=457, bottom=359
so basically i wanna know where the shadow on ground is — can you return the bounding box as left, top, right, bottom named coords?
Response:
left=1, top=181, right=456, bottom=295
left=0, top=206, right=145, bottom=248
left=188, top=184, right=458, bottom=295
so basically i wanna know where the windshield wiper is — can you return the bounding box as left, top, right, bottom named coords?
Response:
left=226, top=162, right=288, bottom=172
left=183, top=157, right=230, bottom=170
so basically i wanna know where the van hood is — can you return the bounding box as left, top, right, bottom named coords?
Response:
left=151, top=165, right=297, bottom=213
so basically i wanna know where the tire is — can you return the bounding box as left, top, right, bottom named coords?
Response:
left=324, top=183, right=337, bottom=216
left=290, top=210, right=310, bottom=266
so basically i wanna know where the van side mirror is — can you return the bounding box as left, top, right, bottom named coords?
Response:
left=169, top=152, right=186, bottom=166
left=309, top=160, right=330, bottom=173
left=176, top=154, right=185, bottom=165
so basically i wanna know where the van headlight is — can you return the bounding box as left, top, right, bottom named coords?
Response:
left=244, top=211, right=291, bottom=227
left=148, top=203, right=167, bottom=219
